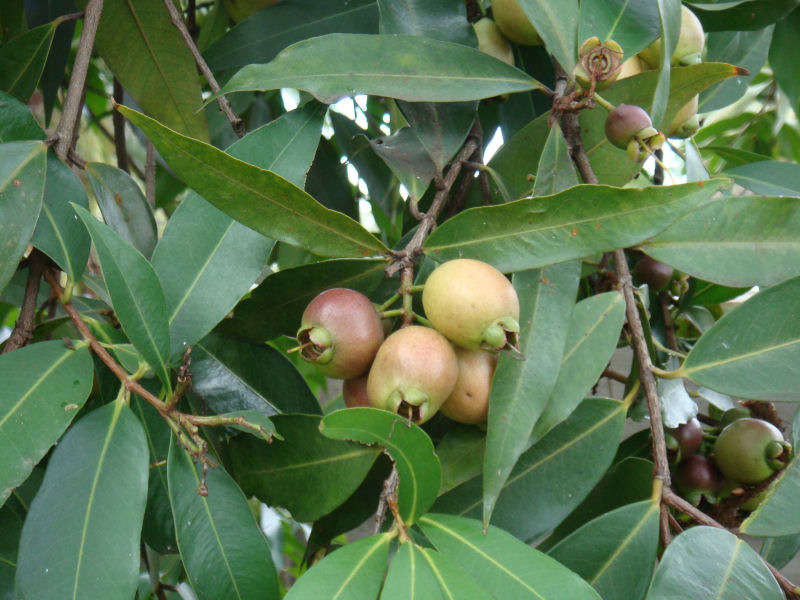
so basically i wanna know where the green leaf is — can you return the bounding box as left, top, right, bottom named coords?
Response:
left=579, top=0, right=660, bottom=57
left=221, top=34, right=543, bottom=103
left=641, top=196, right=800, bottom=287
left=549, top=500, right=660, bottom=600
left=226, top=258, right=385, bottom=343
left=0, top=341, right=92, bottom=505
left=0, top=91, right=45, bottom=142
left=419, top=513, right=601, bottom=600
left=688, top=279, right=749, bottom=307
left=687, top=0, right=799, bottom=31
left=86, top=162, right=157, bottom=259
left=740, top=453, right=800, bottom=536
left=424, top=180, right=728, bottom=273
left=15, top=402, right=149, bottom=600
left=192, top=333, right=320, bottom=416
left=321, top=407, right=441, bottom=525
left=0, top=141, right=46, bottom=294
left=381, top=542, right=444, bottom=600
left=682, top=275, right=800, bottom=401
left=724, top=161, right=800, bottom=197
left=73, top=204, right=171, bottom=386
left=306, top=138, right=358, bottom=218
left=437, top=425, right=485, bottom=495
left=435, top=398, right=626, bottom=542
left=645, top=526, right=783, bottom=599
left=532, top=124, right=579, bottom=196
left=532, top=291, right=626, bottom=441
left=117, top=104, right=388, bottom=259
left=204, top=0, right=379, bottom=72
left=396, top=101, right=477, bottom=173
left=229, top=415, right=380, bottom=522
left=80, top=0, right=208, bottom=139
left=0, top=21, right=56, bottom=101
left=416, top=547, right=490, bottom=600
left=285, top=533, right=391, bottom=599
left=482, top=264, right=580, bottom=528
left=0, top=468, right=42, bottom=598
left=518, top=0, right=579, bottom=72
left=167, top=436, right=279, bottom=600
left=650, top=0, right=682, bottom=128
left=368, top=127, right=437, bottom=201
left=770, top=8, right=800, bottom=115
left=378, top=0, right=475, bottom=47
left=761, top=534, right=800, bottom=570
left=31, top=153, right=91, bottom=281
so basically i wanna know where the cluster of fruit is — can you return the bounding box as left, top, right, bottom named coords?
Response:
left=473, top=1, right=704, bottom=160
left=669, top=410, right=793, bottom=511
left=293, top=259, right=520, bottom=425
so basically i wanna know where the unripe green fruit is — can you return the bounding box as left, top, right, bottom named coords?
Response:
left=366, top=326, right=458, bottom=424
left=667, top=95, right=700, bottom=139
left=713, top=418, right=792, bottom=484
left=474, top=18, right=515, bottom=66
left=676, top=454, right=722, bottom=495
left=422, top=259, right=520, bottom=352
left=667, top=417, right=703, bottom=458
left=440, top=348, right=497, bottom=424
left=618, top=56, right=646, bottom=79
left=343, top=375, right=371, bottom=409
left=297, top=288, right=384, bottom=379
left=718, top=406, right=751, bottom=429
left=633, top=256, right=674, bottom=291
left=492, top=0, right=542, bottom=46
left=639, top=6, right=705, bottom=68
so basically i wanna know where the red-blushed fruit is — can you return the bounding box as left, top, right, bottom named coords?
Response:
left=343, top=375, right=371, bottom=408
left=676, top=454, right=723, bottom=496
left=639, top=5, right=705, bottom=67
left=422, top=259, right=520, bottom=352
left=713, top=418, right=792, bottom=484
left=440, top=348, right=497, bottom=424
left=474, top=18, right=515, bottom=66
left=296, top=288, right=384, bottom=379
left=366, top=326, right=458, bottom=424
left=633, top=256, right=674, bottom=291
left=668, top=417, right=703, bottom=458
left=605, top=104, right=655, bottom=147
left=491, top=0, right=542, bottom=46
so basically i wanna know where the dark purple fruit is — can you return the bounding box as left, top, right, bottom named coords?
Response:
left=676, top=454, right=722, bottom=495
left=667, top=417, right=703, bottom=458
left=713, top=418, right=792, bottom=484
left=440, top=348, right=497, bottom=425
left=633, top=256, right=674, bottom=291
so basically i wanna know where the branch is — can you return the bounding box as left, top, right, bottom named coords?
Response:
left=112, top=78, right=128, bottom=173
left=90, top=113, right=146, bottom=179
left=1, top=250, right=47, bottom=354
left=162, top=0, right=245, bottom=138
left=54, top=0, right=104, bottom=163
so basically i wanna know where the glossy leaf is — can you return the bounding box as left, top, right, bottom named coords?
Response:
left=419, top=513, right=601, bottom=599
left=687, top=0, right=799, bottom=31
left=0, top=21, right=55, bottom=101
left=396, top=101, right=476, bottom=173
left=230, top=415, right=380, bottom=522
left=321, top=407, right=441, bottom=525
left=368, top=127, right=436, bottom=201
left=518, top=0, right=579, bottom=72
left=645, top=526, right=782, bottom=599
left=378, top=0, right=475, bottom=47
left=437, top=425, right=485, bottom=495
left=118, top=104, right=388, bottom=259
left=689, top=279, right=749, bottom=307
left=579, top=0, right=660, bottom=57
left=167, top=436, right=279, bottom=600
left=0, top=341, right=92, bottom=504
left=642, top=196, right=800, bottom=287
left=31, top=154, right=91, bottom=281
left=82, top=0, right=208, bottom=139
left=770, top=8, right=800, bottom=114
left=73, top=204, right=171, bottom=386
left=533, top=291, right=625, bottom=441
left=740, top=453, right=800, bottom=536
left=650, top=0, right=682, bottom=127
left=416, top=547, right=490, bottom=600
left=682, top=275, right=800, bottom=401
left=221, top=34, right=543, bottom=103
left=0, top=91, right=45, bottom=142
left=549, top=501, right=660, bottom=600
left=285, top=534, right=391, bottom=599
left=532, top=124, right=579, bottom=196
left=435, top=398, right=627, bottom=542
left=482, top=264, right=580, bottom=527
left=15, top=402, right=148, bottom=600
left=761, top=534, right=800, bottom=570
left=424, top=180, right=728, bottom=273
left=0, top=141, right=46, bottom=294
left=381, top=542, right=444, bottom=600
left=226, top=258, right=385, bottom=342
left=725, top=161, right=800, bottom=197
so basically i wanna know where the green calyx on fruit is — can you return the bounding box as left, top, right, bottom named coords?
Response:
left=296, top=288, right=384, bottom=379
left=474, top=18, right=515, bottom=66
left=440, top=348, right=497, bottom=424
left=667, top=417, right=703, bottom=459
left=667, top=96, right=700, bottom=139
left=676, top=454, right=722, bottom=499
left=604, top=104, right=665, bottom=162
left=491, top=0, right=542, bottom=46
left=633, top=256, right=674, bottom=291
left=712, top=418, right=793, bottom=484
left=366, top=326, right=458, bottom=424
left=574, top=37, right=623, bottom=90
left=639, top=5, right=705, bottom=68
left=422, top=259, right=521, bottom=353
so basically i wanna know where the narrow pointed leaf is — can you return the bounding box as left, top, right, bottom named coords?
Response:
left=221, top=34, right=543, bottom=103
left=381, top=542, right=444, bottom=600
left=321, top=408, right=441, bottom=525
left=0, top=341, right=93, bottom=505
left=740, top=453, right=800, bottom=536
left=73, top=204, right=171, bottom=386
left=549, top=500, right=660, bottom=600
left=117, top=104, right=387, bottom=258
left=725, top=161, right=800, bottom=197
left=517, top=0, right=579, bottom=71
left=167, top=436, right=279, bottom=600
left=482, top=263, right=580, bottom=527
left=532, top=124, right=579, bottom=196
left=650, top=0, right=682, bottom=127
left=425, top=180, right=728, bottom=273
left=0, top=21, right=56, bottom=101
left=15, top=402, right=149, bottom=600
left=682, top=275, right=800, bottom=401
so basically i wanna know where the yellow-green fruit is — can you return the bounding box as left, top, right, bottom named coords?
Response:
left=492, top=0, right=542, bottom=46
left=618, top=56, right=647, bottom=79
left=222, top=0, right=279, bottom=22
left=366, top=326, right=458, bottom=424
left=639, top=5, right=705, bottom=67
left=422, top=259, right=520, bottom=352
left=440, top=348, right=497, bottom=424
left=474, top=18, right=515, bottom=66
left=667, top=95, right=700, bottom=138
